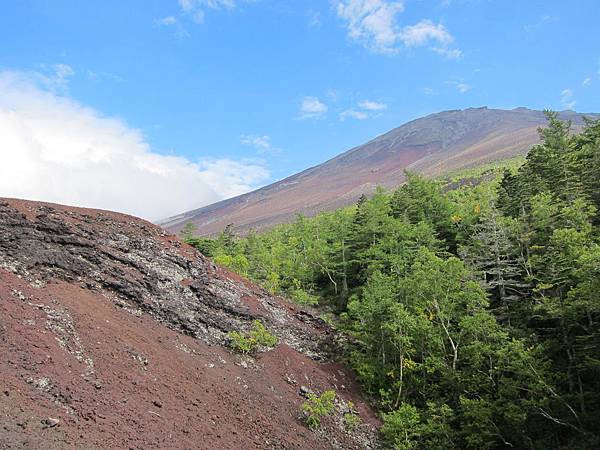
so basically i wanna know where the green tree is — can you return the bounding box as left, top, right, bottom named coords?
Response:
left=349, top=250, right=552, bottom=448
left=180, top=222, right=198, bottom=241
left=390, top=172, right=455, bottom=247
left=460, top=203, right=531, bottom=327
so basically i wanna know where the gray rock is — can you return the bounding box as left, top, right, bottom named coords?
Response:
left=299, top=386, right=311, bottom=397
left=42, top=417, right=60, bottom=429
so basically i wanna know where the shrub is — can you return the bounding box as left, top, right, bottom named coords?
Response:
left=186, top=237, right=217, bottom=257
left=249, top=319, right=278, bottom=347
left=301, top=390, right=336, bottom=430
left=213, top=253, right=249, bottom=275
left=227, top=320, right=278, bottom=353
left=228, top=331, right=256, bottom=353
left=290, top=288, right=319, bottom=306
left=343, top=401, right=361, bottom=430
left=343, top=412, right=361, bottom=430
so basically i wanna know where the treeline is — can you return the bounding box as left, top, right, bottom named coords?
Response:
left=186, top=112, right=600, bottom=449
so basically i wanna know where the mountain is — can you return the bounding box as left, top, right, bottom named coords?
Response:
left=161, top=107, right=597, bottom=236
left=0, top=198, right=378, bottom=449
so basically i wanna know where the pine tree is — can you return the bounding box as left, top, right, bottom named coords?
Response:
left=460, top=203, right=530, bottom=327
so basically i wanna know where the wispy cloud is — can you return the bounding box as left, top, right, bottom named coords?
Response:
left=583, top=77, right=591, bottom=87
left=445, top=80, right=470, bottom=93
left=340, top=109, right=369, bottom=120
left=340, top=99, right=387, bottom=120
left=241, top=134, right=271, bottom=150
left=456, top=82, right=470, bottom=93
left=32, top=63, right=76, bottom=90
left=240, top=134, right=281, bottom=155
left=298, top=96, right=328, bottom=119
left=307, top=9, right=321, bottom=29
left=398, top=19, right=453, bottom=46
left=358, top=100, right=387, bottom=111
left=86, top=70, right=123, bottom=83
left=431, top=46, right=462, bottom=60
left=335, top=1, right=461, bottom=57
left=0, top=69, right=269, bottom=220
left=560, top=88, right=576, bottom=110
left=524, top=14, right=559, bottom=32
left=52, top=64, right=75, bottom=82
left=178, top=0, right=246, bottom=24
left=156, top=16, right=178, bottom=26
left=153, top=11, right=191, bottom=38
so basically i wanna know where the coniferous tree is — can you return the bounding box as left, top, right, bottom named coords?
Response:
left=460, top=203, right=531, bottom=327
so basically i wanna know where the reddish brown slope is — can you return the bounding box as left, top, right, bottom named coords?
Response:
left=0, top=198, right=379, bottom=449
left=161, top=107, right=596, bottom=236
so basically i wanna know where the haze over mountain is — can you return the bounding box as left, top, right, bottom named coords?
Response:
left=162, top=107, right=597, bottom=236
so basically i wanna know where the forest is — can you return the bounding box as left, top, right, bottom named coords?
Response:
left=185, top=113, right=600, bottom=449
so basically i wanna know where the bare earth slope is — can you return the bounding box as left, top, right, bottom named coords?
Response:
left=161, top=107, right=596, bottom=236
left=0, top=198, right=379, bottom=449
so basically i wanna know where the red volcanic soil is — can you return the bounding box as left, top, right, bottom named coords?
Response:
left=0, top=198, right=379, bottom=449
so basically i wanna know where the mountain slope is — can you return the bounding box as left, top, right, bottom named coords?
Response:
left=0, top=198, right=378, bottom=449
left=161, top=107, right=596, bottom=236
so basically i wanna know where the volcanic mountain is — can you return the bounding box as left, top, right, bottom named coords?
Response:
left=161, top=107, right=596, bottom=236
left=0, top=198, right=379, bottom=449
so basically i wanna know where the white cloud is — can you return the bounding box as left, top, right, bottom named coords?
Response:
left=86, top=70, right=124, bottom=83
left=358, top=100, right=387, bottom=111
left=0, top=70, right=269, bottom=221
left=31, top=64, right=76, bottom=90
left=398, top=19, right=453, bottom=46
left=241, top=134, right=271, bottom=150
left=240, top=134, right=281, bottom=155
left=340, top=99, right=387, bottom=120
left=336, top=0, right=405, bottom=53
left=298, top=96, right=328, bottom=119
left=178, top=0, right=243, bottom=24
left=335, top=1, right=461, bottom=57
left=179, top=0, right=194, bottom=11
left=308, top=10, right=321, bottom=29
left=423, top=87, right=435, bottom=95
left=456, top=82, right=470, bottom=93
left=340, top=109, right=369, bottom=120
left=560, top=88, right=576, bottom=110
left=52, top=64, right=75, bottom=83
left=156, top=16, right=178, bottom=26
left=524, top=14, right=559, bottom=32
left=583, top=77, right=591, bottom=87
left=445, top=80, right=470, bottom=93
left=192, top=158, right=268, bottom=199
left=431, top=47, right=462, bottom=60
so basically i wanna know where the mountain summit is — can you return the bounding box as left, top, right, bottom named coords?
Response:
left=161, top=107, right=595, bottom=236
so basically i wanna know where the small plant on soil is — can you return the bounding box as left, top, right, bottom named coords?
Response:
left=228, top=330, right=255, bottom=353
left=301, top=390, right=336, bottom=430
left=343, top=411, right=361, bottom=430
left=249, top=320, right=278, bottom=347
left=228, top=320, right=278, bottom=353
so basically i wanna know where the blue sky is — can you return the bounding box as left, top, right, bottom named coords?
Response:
left=0, top=0, right=599, bottom=219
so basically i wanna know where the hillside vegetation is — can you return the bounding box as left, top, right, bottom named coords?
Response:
left=186, top=112, right=600, bottom=449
